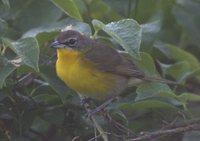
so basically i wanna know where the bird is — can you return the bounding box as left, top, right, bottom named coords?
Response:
left=51, top=30, right=178, bottom=101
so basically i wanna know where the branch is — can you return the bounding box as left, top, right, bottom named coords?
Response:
left=126, top=121, right=200, bottom=141
left=105, top=112, right=136, bottom=137
left=78, top=94, right=109, bottom=141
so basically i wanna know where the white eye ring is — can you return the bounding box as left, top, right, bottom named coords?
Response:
left=67, top=38, right=77, bottom=47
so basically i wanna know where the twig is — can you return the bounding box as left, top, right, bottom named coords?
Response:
left=17, top=73, right=34, bottom=86
left=126, top=123, right=200, bottom=141
left=162, top=118, right=200, bottom=130
left=33, top=79, right=49, bottom=85
left=88, top=132, right=111, bottom=141
left=78, top=94, right=109, bottom=141
left=105, top=112, right=136, bottom=137
left=91, top=116, right=108, bottom=141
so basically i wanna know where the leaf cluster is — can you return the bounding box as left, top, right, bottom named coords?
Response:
left=0, top=0, right=200, bottom=141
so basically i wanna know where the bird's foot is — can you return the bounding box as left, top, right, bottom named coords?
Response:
left=80, top=97, right=91, bottom=106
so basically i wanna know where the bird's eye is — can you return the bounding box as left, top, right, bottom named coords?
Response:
left=67, top=38, right=77, bottom=47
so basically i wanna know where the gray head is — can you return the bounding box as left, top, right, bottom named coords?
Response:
left=51, top=30, right=90, bottom=50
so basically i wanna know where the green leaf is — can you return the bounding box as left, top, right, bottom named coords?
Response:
left=0, top=89, right=7, bottom=101
left=92, top=19, right=142, bottom=59
left=119, top=100, right=177, bottom=111
left=135, top=0, right=161, bottom=23
left=154, top=42, right=199, bottom=70
left=1, top=0, right=10, bottom=9
left=136, top=82, right=176, bottom=101
left=0, top=18, right=8, bottom=36
left=20, top=110, right=36, bottom=132
left=178, top=93, right=200, bottom=102
left=183, top=131, right=200, bottom=141
left=31, top=117, right=50, bottom=133
left=23, top=18, right=91, bottom=38
left=41, top=108, right=65, bottom=125
left=102, top=0, right=133, bottom=17
left=0, top=56, right=16, bottom=88
left=90, top=0, right=122, bottom=22
left=141, top=20, right=161, bottom=52
left=192, top=68, right=200, bottom=80
left=39, top=65, right=73, bottom=104
left=173, top=0, right=200, bottom=47
left=107, top=108, right=128, bottom=124
left=161, top=61, right=192, bottom=82
left=33, top=94, right=59, bottom=104
left=133, top=52, right=157, bottom=76
left=3, top=38, right=40, bottom=72
left=51, top=0, right=83, bottom=21
left=1, top=0, right=63, bottom=34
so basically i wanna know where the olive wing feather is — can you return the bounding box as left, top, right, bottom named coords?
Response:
left=84, top=41, right=144, bottom=78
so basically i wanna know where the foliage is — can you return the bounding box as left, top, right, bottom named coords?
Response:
left=0, top=0, right=200, bottom=141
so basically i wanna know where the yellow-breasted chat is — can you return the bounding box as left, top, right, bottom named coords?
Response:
left=51, top=30, right=178, bottom=100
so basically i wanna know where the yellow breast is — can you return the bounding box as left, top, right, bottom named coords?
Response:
left=56, top=48, right=116, bottom=99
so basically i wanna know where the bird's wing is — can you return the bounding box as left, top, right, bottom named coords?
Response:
left=84, top=42, right=145, bottom=78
